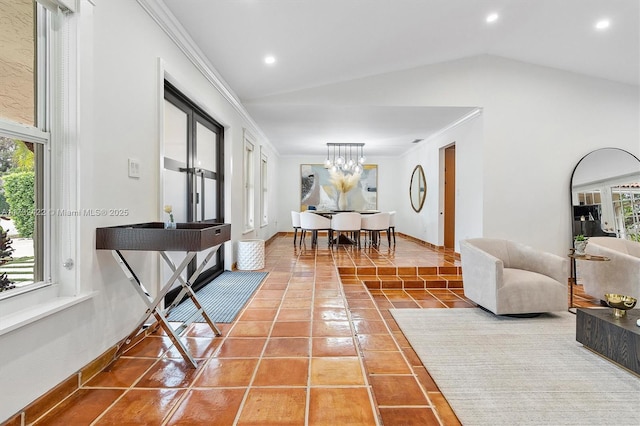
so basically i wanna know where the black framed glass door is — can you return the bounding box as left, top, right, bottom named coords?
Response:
left=163, top=82, right=224, bottom=305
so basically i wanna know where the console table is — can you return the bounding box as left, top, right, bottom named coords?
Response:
left=576, top=308, right=640, bottom=376
left=96, top=222, right=231, bottom=368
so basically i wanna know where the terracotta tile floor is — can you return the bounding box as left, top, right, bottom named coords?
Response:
left=29, top=235, right=598, bottom=425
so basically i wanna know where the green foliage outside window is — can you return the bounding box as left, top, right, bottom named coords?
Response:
left=3, top=171, right=35, bottom=238
left=0, top=225, right=15, bottom=292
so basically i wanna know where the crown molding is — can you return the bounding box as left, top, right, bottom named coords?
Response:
left=425, top=107, right=482, bottom=144
left=135, top=0, right=274, bottom=152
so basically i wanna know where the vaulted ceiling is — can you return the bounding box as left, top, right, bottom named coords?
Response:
left=162, top=0, right=639, bottom=156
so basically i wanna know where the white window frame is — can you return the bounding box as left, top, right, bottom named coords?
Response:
left=260, top=148, right=268, bottom=227
left=243, top=130, right=255, bottom=233
left=0, top=0, right=87, bottom=335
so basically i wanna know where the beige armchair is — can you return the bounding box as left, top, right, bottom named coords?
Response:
left=460, top=238, right=569, bottom=315
left=580, top=237, right=640, bottom=303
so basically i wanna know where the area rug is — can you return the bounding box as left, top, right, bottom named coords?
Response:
left=167, top=271, right=267, bottom=323
left=390, top=308, right=640, bottom=426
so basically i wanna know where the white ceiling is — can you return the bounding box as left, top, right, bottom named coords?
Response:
left=243, top=105, right=479, bottom=157
left=162, top=0, right=639, bottom=156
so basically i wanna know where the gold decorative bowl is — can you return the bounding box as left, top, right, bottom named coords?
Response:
left=604, top=294, right=637, bottom=318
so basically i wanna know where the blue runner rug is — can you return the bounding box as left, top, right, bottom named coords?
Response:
left=167, top=271, right=267, bottom=323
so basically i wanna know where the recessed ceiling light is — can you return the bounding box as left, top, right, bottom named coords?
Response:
left=486, top=13, right=499, bottom=23
left=264, top=56, right=276, bottom=65
left=595, top=19, right=610, bottom=30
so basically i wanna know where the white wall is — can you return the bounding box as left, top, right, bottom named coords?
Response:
left=398, top=113, right=484, bottom=250
left=477, top=57, right=639, bottom=254
left=0, top=0, right=280, bottom=420
left=265, top=55, right=639, bottom=255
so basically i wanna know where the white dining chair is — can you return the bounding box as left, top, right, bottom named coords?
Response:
left=291, top=211, right=301, bottom=245
left=299, top=211, right=332, bottom=247
left=330, top=212, right=361, bottom=247
left=361, top=212, right=390, bottom=247
left=388, top=211, right=396, bottom=246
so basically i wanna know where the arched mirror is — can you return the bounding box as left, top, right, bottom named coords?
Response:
left=410, top=165, right=426, bottom=212
left=570, top=148, right=640, bottom=240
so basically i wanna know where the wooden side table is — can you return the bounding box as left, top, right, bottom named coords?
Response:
left=568, top=249, right=610, bottom=313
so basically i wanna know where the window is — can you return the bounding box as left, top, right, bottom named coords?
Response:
left=577, top=190, right=601, bottom=206
left=0, top=0, right=50, bottom=296
left=0, top=139, right=43, bottom=292
left=0, top=0, right=36, bottom=126
left=243, top=130, right=255, bottom=232
left=260, top=149, right=268, bottom=227
left=612, top=186, right=640, bottom=241
left=0, top=0, right=78, bottom=305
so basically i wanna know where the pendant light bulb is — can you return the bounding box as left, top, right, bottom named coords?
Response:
left=358, top=145, right=366, bottom=164
left=336, top=145, right=344, bottom=167
left=325, top=145, right=332, bottom=168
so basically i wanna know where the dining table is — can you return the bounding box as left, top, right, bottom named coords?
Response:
left=310, top=209, right=380, bottom=218
left=309, top=210, right=381, bottom=245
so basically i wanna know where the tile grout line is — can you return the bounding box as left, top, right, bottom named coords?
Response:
left=338, top=244, right=390, bottom=426
left=343, top=263, right=450, bottom=424
left=231, top=242, right=305, bottom=426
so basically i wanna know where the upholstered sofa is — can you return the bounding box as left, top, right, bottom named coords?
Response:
left=579, top=236, right=640, bottom=303
left=460, top=238, right=569, bottom=315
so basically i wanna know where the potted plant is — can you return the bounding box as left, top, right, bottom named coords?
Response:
left=574, top=234, right=588, bottom=256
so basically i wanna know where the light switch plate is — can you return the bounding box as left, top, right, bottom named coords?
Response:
left=128, top=158, right=140, bottom=178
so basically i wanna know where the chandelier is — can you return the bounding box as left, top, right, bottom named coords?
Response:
left=324, top=143, right=366, bottom=174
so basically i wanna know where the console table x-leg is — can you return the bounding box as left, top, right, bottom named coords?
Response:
left=109, top=246, right=222, bottom=369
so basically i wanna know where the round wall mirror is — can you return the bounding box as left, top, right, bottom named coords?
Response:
left=570, top=148, right=640, bottom=240
left=410, top=165, right=426, bottom=212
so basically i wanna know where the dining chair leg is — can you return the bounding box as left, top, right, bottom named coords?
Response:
left=294, top=228, right=298, bottom=245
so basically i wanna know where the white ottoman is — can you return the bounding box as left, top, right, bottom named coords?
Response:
left=237, top=239, right=265, bottom=270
